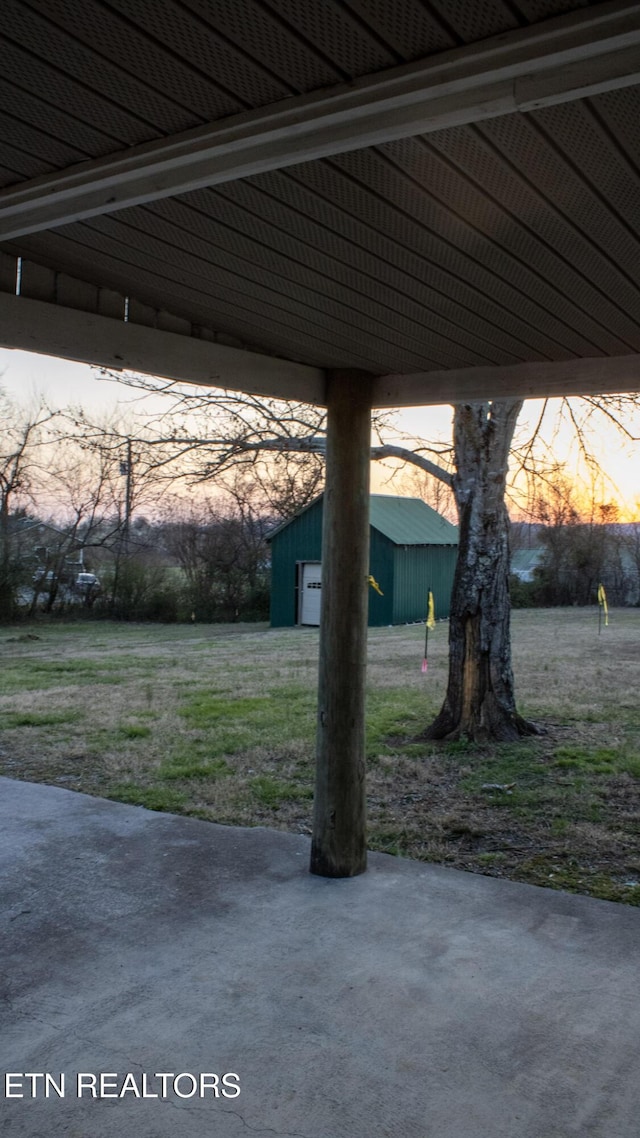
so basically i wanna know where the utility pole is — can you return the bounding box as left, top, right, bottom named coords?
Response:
left=120, top=439, right=133, bottom=550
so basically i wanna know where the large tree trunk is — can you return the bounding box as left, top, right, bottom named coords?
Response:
left=424, top=400, right=539, bottom=743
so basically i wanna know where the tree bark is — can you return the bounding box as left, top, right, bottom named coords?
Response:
left=0, top=498, right=12, bottom=621
left=424, top=401, right=540, bottom=743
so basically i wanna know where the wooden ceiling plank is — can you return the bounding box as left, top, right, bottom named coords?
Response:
left=1, top=1, right=639, bottom=241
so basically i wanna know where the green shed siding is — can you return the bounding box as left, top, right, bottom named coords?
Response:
left=367, top=528, right=394, bottom=627
left=392, top=544, right=457, bottom=624
left=270, top=498, right=322, bottom=627
left=269, top=495, right=458, bottom=628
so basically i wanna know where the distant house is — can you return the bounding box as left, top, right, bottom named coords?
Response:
left=12, top=518, right=85, bottom=578
left=511, top=548, right=545, bottom=583
left=268, top=494, right=458, bottom=628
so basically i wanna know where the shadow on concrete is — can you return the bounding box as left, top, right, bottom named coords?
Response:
left=1, top=777, right=639, bottom=1137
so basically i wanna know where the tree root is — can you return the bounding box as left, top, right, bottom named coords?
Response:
left=420, top=708, right=545, bottom=744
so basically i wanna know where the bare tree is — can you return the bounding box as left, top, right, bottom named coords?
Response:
left=622, top=521, right=640, bottom=606
left=161, top=478, right=271, bottom=621
left=423, top=399, right=539, bottom=741
left=0, top=389, right=60, bottom=619
left=94, top=372, right=417, bottom=521
left=392, top=463, right=456, bottom=522
left=28, top=436, right=125, bottom=613
left=522, top=472, right=635, bottom=608
left=422, top=395, right=639, bottom=741
left=92, top=375, right=329, bottom=519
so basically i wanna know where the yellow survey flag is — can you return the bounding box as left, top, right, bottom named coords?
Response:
left=367, top=574, right=383, bottom=596
left=426, top=590, right=436, bottom=630
left=597, top=583, right=609, bottom=626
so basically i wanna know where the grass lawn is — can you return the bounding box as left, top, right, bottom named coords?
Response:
left=1, top=610, right=639, bottom=905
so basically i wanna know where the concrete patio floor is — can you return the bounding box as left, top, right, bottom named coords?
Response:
left=1, top=776, right=639, bottom=1138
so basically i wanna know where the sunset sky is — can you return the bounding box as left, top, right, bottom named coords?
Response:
left=1, top=346, right=638, bottom=519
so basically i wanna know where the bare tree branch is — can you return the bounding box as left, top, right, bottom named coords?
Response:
left=370, top=445, right=452, bottom=486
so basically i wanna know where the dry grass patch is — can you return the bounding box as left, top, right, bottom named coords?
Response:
left=1, top=610, right=639, bottom=904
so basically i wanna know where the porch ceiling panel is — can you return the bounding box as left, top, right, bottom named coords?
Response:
left=1, top=0, right=640, bottom=401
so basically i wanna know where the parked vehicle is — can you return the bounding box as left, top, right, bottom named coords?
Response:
left=75, top=573, right=100, bottom=588
left=32, top=569, right=57, bottom=588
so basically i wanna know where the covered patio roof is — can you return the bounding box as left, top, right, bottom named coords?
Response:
left=1, top=0, right=639, bottom=404
left=1, top=0, right=639, bottom=876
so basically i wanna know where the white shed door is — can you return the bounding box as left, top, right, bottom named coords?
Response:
left=299, top=562, right=322, bottom=625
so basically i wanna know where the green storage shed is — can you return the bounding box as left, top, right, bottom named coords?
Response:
left=269, top=494, right=458, bottom=628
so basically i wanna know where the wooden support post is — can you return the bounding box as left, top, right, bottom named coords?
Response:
left=310, top=370, right=373, bottom=877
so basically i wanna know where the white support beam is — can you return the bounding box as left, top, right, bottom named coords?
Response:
left=0, top=293, right=325, bottom=403
left=1, top=1, right=639, bottom=241
left=3, top=293, right=639, bottom=407
left=372, top=356, right=640, bottom=406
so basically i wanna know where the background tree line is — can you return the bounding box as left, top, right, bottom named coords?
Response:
left=1, top=383, right=638, bottom=628
left=511, top=498, right=640, bottom=609
left=0, top=389, right=282, bottom=622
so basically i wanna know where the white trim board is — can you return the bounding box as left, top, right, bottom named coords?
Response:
left=0, top=292, right=325, bottom=403
left=373, top=356, right=640, bottom=405
left=2, top=293, right=640, bottom=406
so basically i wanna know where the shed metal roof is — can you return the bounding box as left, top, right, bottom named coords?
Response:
left=1, top=0, right=639, bottom=405
left=269, top=494, right=458, bottom=545
left=370, top=495, right=458, bottom=545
